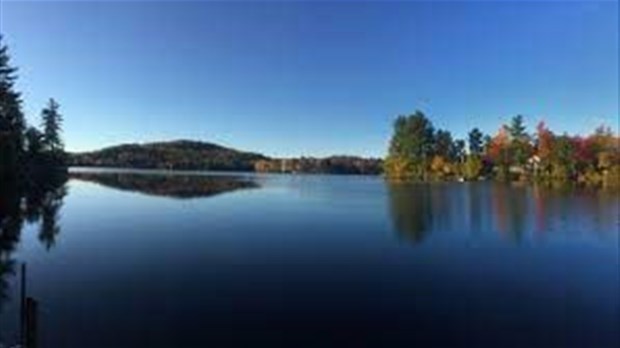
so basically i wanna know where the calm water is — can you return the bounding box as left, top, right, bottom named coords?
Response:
left=1, top=169, right=618, bottom=347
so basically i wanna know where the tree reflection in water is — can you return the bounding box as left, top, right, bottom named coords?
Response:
left=491, top=183, right=528, bottom=242
left=1, top=170, right=260, bottom=345
left=387, top=182, right=619, bottom=246
left=387, top=183, right=434, bottom=244
left=0, top=172, right=68, bottom=312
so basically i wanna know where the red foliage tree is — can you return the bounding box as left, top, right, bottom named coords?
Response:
left=535, top=121, right=554, bottom=162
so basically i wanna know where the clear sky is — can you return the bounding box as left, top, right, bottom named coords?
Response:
left=1, top=0, right=618, bottom=157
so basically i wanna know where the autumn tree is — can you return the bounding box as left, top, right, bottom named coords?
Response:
left=591, top=126, right=619, bottom=170
left=535, top=122, right=554, bottom=162
left=463, top=155, right=483, bottom=180
left=428, top=129, right=452, bottom=178
left=486, top=127, right=511, bottom=179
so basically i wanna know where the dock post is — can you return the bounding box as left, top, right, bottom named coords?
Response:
left=20, top=262, right=26, bottom=346
left=25, top=297, right=38, bottom=348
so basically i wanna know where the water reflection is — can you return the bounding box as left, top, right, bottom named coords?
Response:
left=0, top=173, right=68, bottom=311
left=70, top=171, right=259, bottom=199
left=387, top=182, right=619, bottom=245
left=0, top=176, right=617, bottom=347
left=387, top=183, right=434, bottom=244
left=491, top=184, right=529, bottom=241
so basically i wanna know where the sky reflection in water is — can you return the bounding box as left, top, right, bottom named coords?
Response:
left=0, top=171, right=618, bottom=347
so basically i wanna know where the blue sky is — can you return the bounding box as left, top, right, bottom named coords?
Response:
left=1, top=0, right=618, bottom=157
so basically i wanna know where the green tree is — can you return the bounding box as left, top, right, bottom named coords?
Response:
left=0, top=36, right=25, bottom=180
left=385, top=111, right=435, bottom=180
left=434, top=129, right=453, bottom=160
left=550, top=135, right=576, bottom=181
left=507, top=115, right=527, bottom=139
left=468, top=128, right=484, bottom=156
left=507, top=115, right=532, bottom=168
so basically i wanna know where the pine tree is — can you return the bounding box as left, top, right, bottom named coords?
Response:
left=25, top=126, right=44, bottom=159
left=434, top=129, right=453, bottom=160
left=468, top=128, right=483, bottom=156
left=41, top=98, right=64, bottom=164
left=507, top=115, right=532, bottom=167
left=507, top=115, right=527, bottom=140
left=0, top=36, right=26, bottom=179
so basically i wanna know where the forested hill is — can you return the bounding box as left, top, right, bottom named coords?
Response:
left=69, top=140, right=268, bottom=171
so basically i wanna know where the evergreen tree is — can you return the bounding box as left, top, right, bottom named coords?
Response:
left=41, top=98, right=65, bottom=165
left=434, top=129, right=453, bottom=160
left=551, top=135, right=576, bottom=181
left=507, top=115, right=527, bottom=139
left=0, top=36, right=26, bottom=180
left=468, top=128, right=483, bottom=156
left=25, top=126, right=44, bottom=159
left=41, top=98, right=63, bottom=152
left=507, top=115, right=532, bottom=167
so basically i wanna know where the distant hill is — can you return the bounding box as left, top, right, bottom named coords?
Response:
left=69, top=140, right=268, bottom=171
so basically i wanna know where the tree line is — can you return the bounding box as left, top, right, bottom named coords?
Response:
left=0, top=36, right=66, bottom=184
left=254, top=156, right=383, bottom=175
left=385, top=111, right=620, bottom=188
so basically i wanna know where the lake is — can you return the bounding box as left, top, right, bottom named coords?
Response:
left=1, top=169, right=618, bottom=347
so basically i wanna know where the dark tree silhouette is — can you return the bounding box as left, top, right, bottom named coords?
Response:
left=0, top=36, right=26, bottom=181
left=41, top=99, right=63, bottom=153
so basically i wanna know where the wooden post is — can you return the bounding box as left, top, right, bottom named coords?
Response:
left=25, top=297, right=38, bottom=348
left=20, top=262, right=26, bottom=346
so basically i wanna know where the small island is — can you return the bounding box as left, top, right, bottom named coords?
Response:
left=384, top=111, right=619, bottom=189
